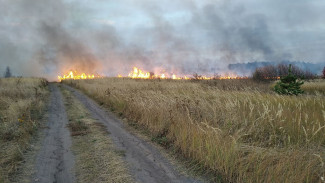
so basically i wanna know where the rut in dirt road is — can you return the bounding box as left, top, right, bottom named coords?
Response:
left=64, top=85, right=203, bottom=183
left=33, top=84, right=75, bottom=183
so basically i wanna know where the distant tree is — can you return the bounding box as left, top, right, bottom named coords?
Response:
left=252, top=65, right=277, bottom=81
left=274, top=64, right=304, bottom=95
left=253, top=64, right=316, bottom=81
left=4, top=66, right=12, bottom=78
left=322, top=67, right=325, bottom=79
left=252, top=68, right=265, bottom=81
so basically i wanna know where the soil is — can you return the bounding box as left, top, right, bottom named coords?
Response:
left=32, top=83, right=75, bottom=183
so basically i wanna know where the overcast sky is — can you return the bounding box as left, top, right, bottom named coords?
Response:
left=0, top=0, right=325, bottom=79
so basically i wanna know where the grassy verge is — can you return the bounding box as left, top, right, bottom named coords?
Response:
left=60, top=85, right=133, bottom=183
left=64, top=78, right=325, bottom=182
left=0, top=78, right=48, bottom=182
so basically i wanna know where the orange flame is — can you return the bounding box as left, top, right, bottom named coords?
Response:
left=118, top=67, right=245, bottom=80
left=128, top=67, right=151, bottom=79
left=160, top=73, right=166, bottom=79
left=58, top=71, right=101, bottom=81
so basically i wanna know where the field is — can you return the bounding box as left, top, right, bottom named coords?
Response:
left=64, top=78, right=325, bottom=182
left=0, top=78, right=48, bottom=182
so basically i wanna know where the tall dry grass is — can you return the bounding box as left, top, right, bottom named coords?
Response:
left=0, top=78, right=48, bottom=182
left=302, top=79, right=325, bottom=95
left=65, top=78, right=325, bottom=182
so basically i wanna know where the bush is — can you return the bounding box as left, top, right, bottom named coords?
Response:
left=322, top=67, right=325, bottom=79
left=274, top=64, right=304, bottom=95
left=253, top=64, right=317, bottom=81
left=253, top=65, right=277, bottom=81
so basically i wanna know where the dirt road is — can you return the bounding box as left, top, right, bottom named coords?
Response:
left=31, top=83, right=201, bottom=183
left=33, top=84, right=75, bottom=183
left=63, top=85, right=202, bottom=183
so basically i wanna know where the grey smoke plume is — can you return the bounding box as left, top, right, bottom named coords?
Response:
left=0, top=0, right=324, bottom=80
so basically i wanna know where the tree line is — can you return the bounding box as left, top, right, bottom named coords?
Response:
left=253, top=64, right=324, bottom=81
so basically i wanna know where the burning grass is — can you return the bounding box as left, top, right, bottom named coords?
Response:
left=58, top=70, right=102, bottom=81
left=0, top=78, right=48, bottom=182
left=118, top=66, right=243, bottom=80
left=64, top=78, right=325, bottom=182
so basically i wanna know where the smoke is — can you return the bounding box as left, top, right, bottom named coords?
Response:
left=37, top=23, right=101, bottom=74
left=0, top=0, right=324, bottom=80
left=0, top=0, right=109, bottom=79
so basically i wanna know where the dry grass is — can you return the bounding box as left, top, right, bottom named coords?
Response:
left=0, top=77, right=48, bottom=182
left=61, top=86, right=133, bottom=183
left=64, top=78, right=325, bottom=183
left=200, top=79, right=273, bottom=92
left=302, top=79, right=325, bottom=95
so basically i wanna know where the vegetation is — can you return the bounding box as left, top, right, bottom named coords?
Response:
left=0, top=78, right=48, bottom=182
left=274, top=64, right=304, bottom=95
left=301, top=80, right=325, bottom=95
left=4, top=66, right=12, bottom=78
left=64, top=78, right=325, bottom=183
left=323, top=66, right=325, bottom=79
left=253, top=64, right=316, bottom=81
left=60, top=86, right=133, bottom=183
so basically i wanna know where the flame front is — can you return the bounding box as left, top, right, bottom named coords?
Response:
left=128, top=67, right=151, bottom=79
left=119, top=67, right=245, bottom=80
left=58, top=71, right=100, bottom=81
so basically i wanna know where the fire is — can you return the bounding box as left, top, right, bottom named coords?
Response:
left=172, top=74, right=180, bottom=80
left=58, top=71, right=101, bottom=81
left=118, top=67, right=245, bottom=80
left=128, top=67, right=151, bottom=79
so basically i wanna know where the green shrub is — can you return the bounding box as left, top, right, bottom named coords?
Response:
left=274, top=64, right=304, bottom=95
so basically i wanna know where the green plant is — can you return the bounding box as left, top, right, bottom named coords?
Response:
left=274, top=64, right=304, bottom=95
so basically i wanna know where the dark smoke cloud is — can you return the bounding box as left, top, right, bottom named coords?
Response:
left=38, top=23, right=101, bottom=74
left=0, top=0, right=324, bottom=80
left=0, top=0, right=111, bottom=79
